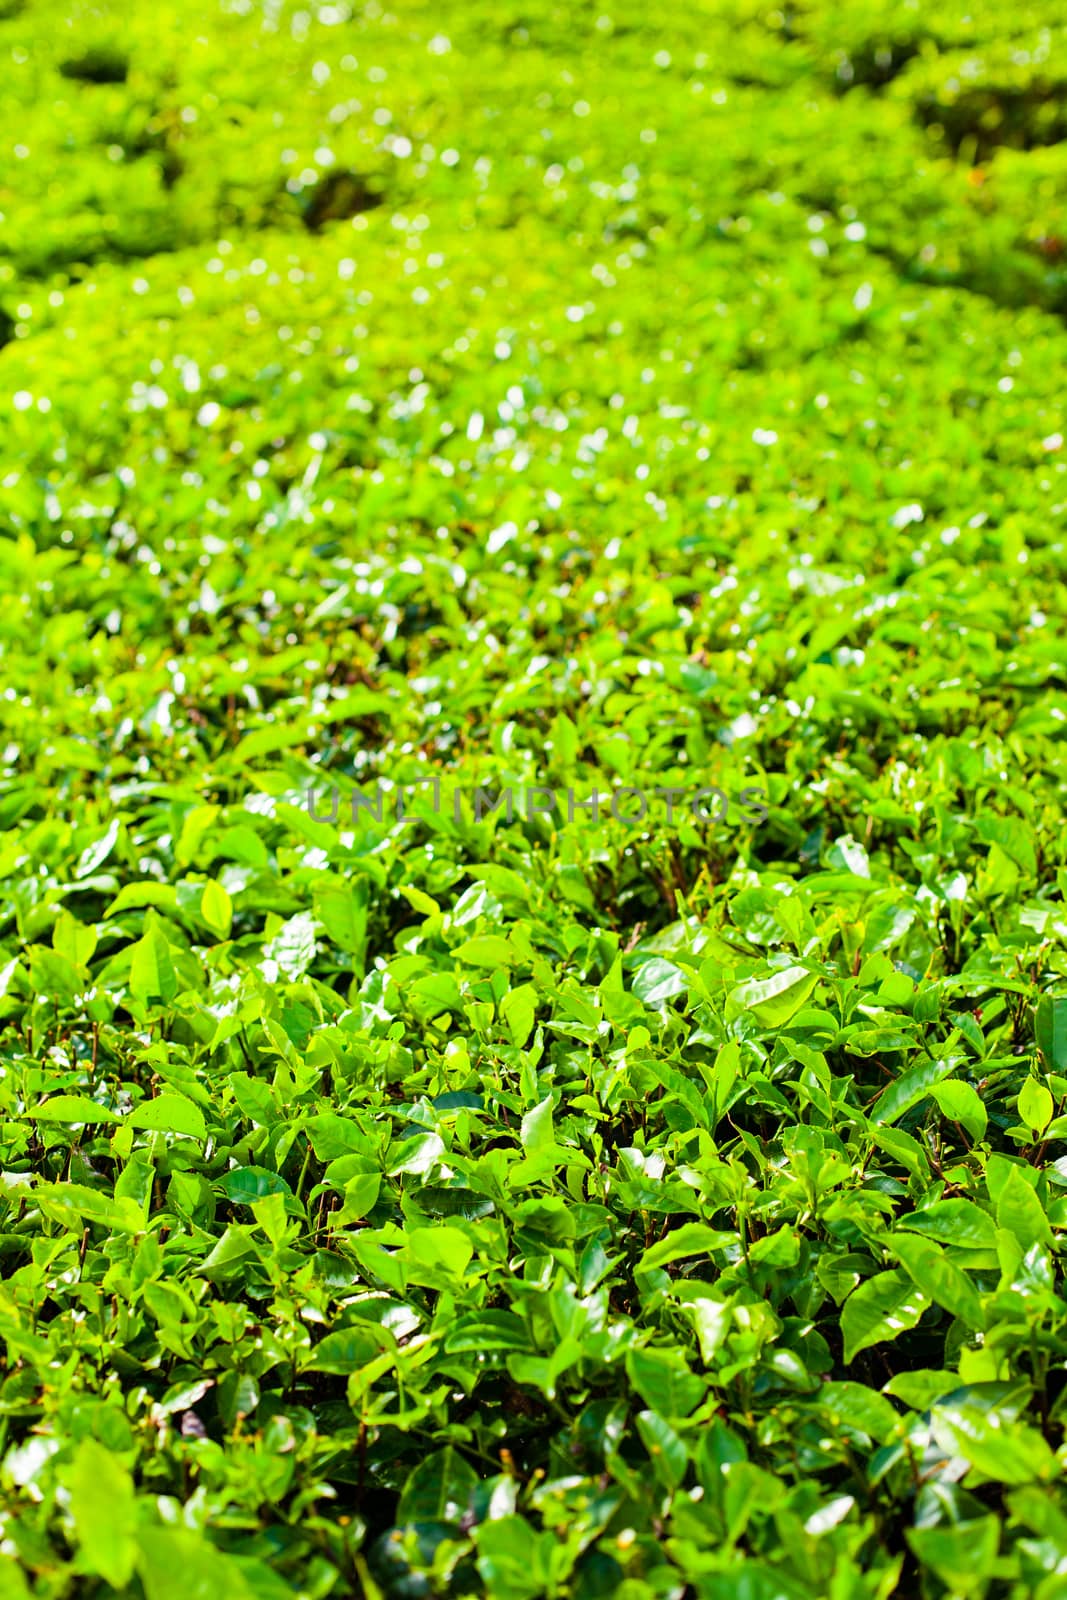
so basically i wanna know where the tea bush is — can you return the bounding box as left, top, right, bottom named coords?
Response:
left=2, top=1, right=1067, bottom=1597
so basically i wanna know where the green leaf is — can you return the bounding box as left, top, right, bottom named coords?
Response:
left=27, top=1094, right=120, bottom=1126
left=444, top=1311, right=533, bottom=1353
left=219, top=1167, right=292, bottom=1204
left=415, top=1184, right=494, bottom=1220
left=632, top=957, right=689, bottom=1006
left=105, top=884, right=179, bottom=918
left=263, top=912, right=316, bottom=980
left=68, top=1439, right=138, bottom=1589
left=36, top=1183, right=144, bottom=1234
left=907, top=1518, right=1000, bottom=1591
left=884, top=1370, right=958, bottom=1410
left=0, top=1557, right=32, bottom=1600
left=726, top=966, right=819, bottom=1028
left=397, top=1447, right=479, bottom=1525
left=1035, top=995, right=1067, bottom=1074
left=899, top=1199, right=998, bottom=1251
left=129, top=924, right=178, bottom=1006
left=197, top=1225, right=261, bottom=1278
left=52, top=909, right=97, bottom=970
left=28, top=947, right=81, bottom=1004
left=305, top=1114, right=368, bottom=1160
left=128, top=1094, right=207, bottom=1140
left=889, top=1232, right=984, bottom=1328
left=200, top=880, right=233, bottom=940
left=475, top=1518, right=549, bottom=1600
left=337, top=1172, right=381, bottom=1220
left=635, top=1409, right=688, bottom=1489
left=217, top=1370, right=260, bottom=1426
left=638, top=1222, right=736, bottom=1273
left=137, top=1528, right=263, bottom=1600
left=841, top=1270, right=931, bottom=1364
left=1018, top=1077, right=1054, bottom=1134
left=996, top=1165, right=1053, bottom=1247
left=931, top=1403, right=1058, bottom=1486
left=641, top=1056, right=712, bottom=1130
left=501, top=983, right=537, bottom=1047
left=305, top=1326, right=392, bottom=1373
left=520, top=1095, right=554, bottom=1155
left=818, top=1382, right=901, bottom=1443
left=929, top=1080, right=988, bottom=1142
left=454, top=935, right=515, bottom=967
left=316, top=882, right=368, bottom=958
left=625, top=1348, right=706, bottom=1418
left=403, top=1225, right=473, bottom=1283
left=871, top=1056, right=960, bottom=1126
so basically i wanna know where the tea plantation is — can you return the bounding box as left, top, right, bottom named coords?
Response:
left=2, top=0, right=1067, bottom=1595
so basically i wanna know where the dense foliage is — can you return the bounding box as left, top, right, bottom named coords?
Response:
left=3, top=0, right=1067, bottom=1595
